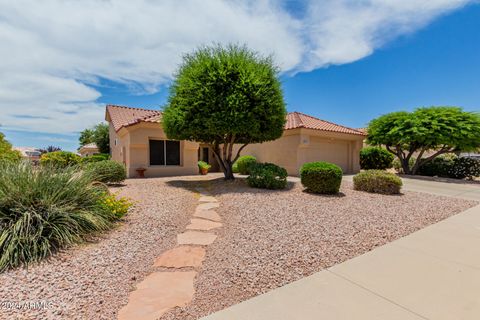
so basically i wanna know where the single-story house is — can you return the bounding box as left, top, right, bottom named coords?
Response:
left=105, top=105, right=365, bottom=178
left=14, top=147, right=42, bottom=162
left=78, top=143, right=100, bottom=157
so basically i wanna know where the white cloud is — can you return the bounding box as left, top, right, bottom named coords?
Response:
left=0, top=0, right=474, bottom=134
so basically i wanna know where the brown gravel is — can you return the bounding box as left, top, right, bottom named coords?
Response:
left=0, top=176, right=476, bottom=320
left=161, top=178, right=477, bottom=320
left=0, top=178, right=196, bottom=320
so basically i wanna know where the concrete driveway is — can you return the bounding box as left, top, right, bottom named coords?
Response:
left=203, top=176, right=480, bottom=320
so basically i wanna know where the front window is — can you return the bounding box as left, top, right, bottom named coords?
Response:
left=149, top=140, right=180, bottom=166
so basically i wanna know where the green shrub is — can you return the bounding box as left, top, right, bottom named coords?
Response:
left=232, top=162, right=239, bottom=173
left=198, top=161, right=211, bottom=170
left=417, top=154, right=457, bottom=177
left=98, top=193, right=133, bottom=220
left=40, top=151, right=81, bottom=167
left=359, top=147, right=394, bottom=170
left=353, top=170, right=402, bottom=194
left=393, top=157, right=416, bottom=173
left=85, top=160, right=126, bottom=184
left=247, top=163, right=287, bottom=190
left=80, top=153, right=110, bottom=163
left=449, top=157, right=480, bottom=179
left=300, top=162, right=342, bottom=194
left=0, top=162, right=121, bottom=271
left=235, top=155, right=257, bottom=175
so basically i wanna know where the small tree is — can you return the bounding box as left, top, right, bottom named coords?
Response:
left=367, top=107, right=480, bottom=175
left=79, top=128, right=95, bottom=147
left=0, top=132, right=21, bottom=162
left=92, top=123, right=110, bottom=154
left=162, top=44, right=286, bottom=180
left=79, top=123, right=110, bottom=154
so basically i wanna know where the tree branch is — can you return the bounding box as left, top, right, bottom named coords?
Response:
left=232, top=143, right=249, bottom=164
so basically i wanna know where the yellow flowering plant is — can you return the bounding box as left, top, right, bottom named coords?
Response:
left=98, top=193, right=133, bottom=220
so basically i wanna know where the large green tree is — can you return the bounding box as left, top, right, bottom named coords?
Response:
left=0, top=132, right=21, bottom=162
left=79, top=123, right=110, bottom=154
left=162, top=44, right=286, bottom=180
left=367, top=106, right=480, bottom=175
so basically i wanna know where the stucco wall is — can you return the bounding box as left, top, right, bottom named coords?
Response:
left=238, top=129, right=364, bottom=176
left=121, top=123, right=199, bottom=178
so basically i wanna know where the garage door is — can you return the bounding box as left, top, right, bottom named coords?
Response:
left=304, top=140, right=349, bottom=172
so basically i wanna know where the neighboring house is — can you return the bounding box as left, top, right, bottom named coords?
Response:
left=14, top=147, right=42, bottom=162
left=78, top=143, right=100, bottom=157
left=105, top=105, right=365, bottom=178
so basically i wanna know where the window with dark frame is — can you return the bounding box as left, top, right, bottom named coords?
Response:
left=149, top=140, right=180, bottom=166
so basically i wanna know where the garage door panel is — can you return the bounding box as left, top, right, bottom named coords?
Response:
left=304, top=141, right=349, bottom=172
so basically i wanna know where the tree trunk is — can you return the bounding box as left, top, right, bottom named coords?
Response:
left=401, top=158, right=412, bottom=175
left=223, top=162, right=235, bottom=180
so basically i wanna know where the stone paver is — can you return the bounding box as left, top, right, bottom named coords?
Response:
left=177, top=230, right=218, bottom=245
left=194, top=209, right=222, bottom=222
left=118, top=271, right=196, bottom=320
left=199, top=196, right=219, bottom=203
left=153, top=246, right=206, bottom=268
left=186, top=218, right=223, bottom=231
left=197, top=202, right=220, bottom=211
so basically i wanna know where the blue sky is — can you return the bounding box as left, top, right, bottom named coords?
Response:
left=1, top=1, right=479, bottom=151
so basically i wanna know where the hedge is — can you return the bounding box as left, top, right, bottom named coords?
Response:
left=300, top=162, right=342, bottom=194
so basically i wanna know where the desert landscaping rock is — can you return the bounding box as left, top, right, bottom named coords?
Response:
left=177, top=231, right=218, bottom=246
left=193, top=209, right=222, bottom=222
left=0, top=177, right=196, bottom=320
left=160, top=177, right=477, bottom=320
left=199, top=196, right=218, bottom=203
left=196, top=202, right=220, bottom=211
left=118, top=271, right=196, bottom=320
left=186, top=218, right=223, bottom=231
left=154, top=246, right=206, bottom=268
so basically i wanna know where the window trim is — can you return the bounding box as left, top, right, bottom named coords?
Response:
left=149, top=139, right=181, bottom=167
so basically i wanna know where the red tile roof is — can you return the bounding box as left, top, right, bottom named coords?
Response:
left=106, top=105, right=162, bottom=131
left=286, top=112, right=365, bottom=135
left=106, top=105, right=365, bottom=136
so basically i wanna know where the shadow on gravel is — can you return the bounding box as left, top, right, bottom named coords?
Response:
left=166, top=176, right=297, bottom=196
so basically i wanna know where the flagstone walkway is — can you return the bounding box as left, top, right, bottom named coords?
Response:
left=118, top=187, right=222, bottom=320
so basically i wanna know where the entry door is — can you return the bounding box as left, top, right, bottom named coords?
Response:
left=202, top=147, right=209, bottom=163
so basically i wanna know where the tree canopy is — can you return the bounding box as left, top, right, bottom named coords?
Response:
left=0, top=132, right=21, bottom=162
left=367, top=106, right=480, bottom=174
left=162, top=44, right=286, bottom=179
left=79, top=123, right=110, bottom=154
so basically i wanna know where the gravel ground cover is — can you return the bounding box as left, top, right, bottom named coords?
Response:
left=0, top=178, right=196, bottom=320
left=0, top=175, right=476, bottom=320
left=161, top=177, right=477, bottom=319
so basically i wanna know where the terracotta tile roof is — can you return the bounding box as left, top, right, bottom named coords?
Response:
left=286, top=112, right=365, bottom=136
left=106, top=105, right=365, bottom=136
left=106, top=105, right=162, bottom=131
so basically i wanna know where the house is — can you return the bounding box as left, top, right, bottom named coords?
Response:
left=14, top=147, right=42, bottom=162
left=78, top=143, right=100, bottom=157
left=105, top=105, right=365, bottom=178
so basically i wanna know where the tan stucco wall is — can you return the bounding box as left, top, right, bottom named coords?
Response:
left=110, top=122, right=199, bottom=178
left=238, top=128, right=363, bottom=176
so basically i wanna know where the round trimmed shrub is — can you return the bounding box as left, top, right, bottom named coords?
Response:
left=449, top=157, right=480, bottom=179
left=417, top=154, right=456, bottom=177
left=353, top=170, right=402, bottom=194
left=40, top=151, right=81, bottom=167
left=235, top=155, right=257, bottom=175
left=359, top=147, right=394, bottom=170
left=300, top=162, right=342, bottom=194
left=247, top=163, right=287, bottom=190
left=85, top=160, right=126, bottom=184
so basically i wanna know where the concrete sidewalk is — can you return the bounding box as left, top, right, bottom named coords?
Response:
left=202, top=179, right=480, bottom=320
